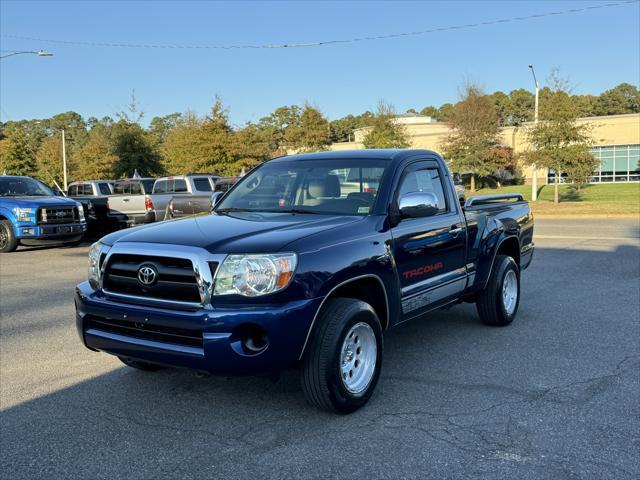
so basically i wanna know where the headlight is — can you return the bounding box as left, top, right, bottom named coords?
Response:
left=88, top=242, right=107, bottom=289
left=13, top=207, right=34, bottom=223
left=77, top=203, right=86, bottom=222
left=213, top=253, right=297, bottom=297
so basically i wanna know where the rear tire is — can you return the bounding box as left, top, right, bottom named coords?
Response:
left=118, top=356, right=163, bottom=371
left=477, top=254, right=520, bottom=326
left=0, top=220, right=18, bottom=253
left=301, top=297, right=383, bottom=414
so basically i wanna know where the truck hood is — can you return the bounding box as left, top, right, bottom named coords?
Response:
left=0, top=196, right=78, bottom=208
left=100, top=212, right=362, bottom=253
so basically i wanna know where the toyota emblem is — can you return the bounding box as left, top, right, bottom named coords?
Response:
left=137, top=265, right=158, bottom=286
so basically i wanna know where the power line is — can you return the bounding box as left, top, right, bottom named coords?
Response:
left=2, top=0, right=637, bottom=50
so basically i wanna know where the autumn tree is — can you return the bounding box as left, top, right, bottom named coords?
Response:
left=35, top=136, right=70, bottom=187
left=441, top=84, right=502, bottom=192
left=0, top=126, right=36, bottom=176
left=523, top=72, right=597, bottom=203
left=75, top=128, right=118, bottom=179
left=362, top=101, right=410, bottom=149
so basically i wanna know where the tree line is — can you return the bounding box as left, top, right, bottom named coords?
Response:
left=0, top=82, right=637, bottom=196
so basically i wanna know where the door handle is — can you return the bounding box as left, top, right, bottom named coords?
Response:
left=450, top=226, right=463, bottom=238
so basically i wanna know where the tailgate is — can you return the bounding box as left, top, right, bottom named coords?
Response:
left=108, top=195, right=147, bottom=215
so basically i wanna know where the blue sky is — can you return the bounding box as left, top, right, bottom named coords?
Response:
left=1, top=1, right=639, bottom=126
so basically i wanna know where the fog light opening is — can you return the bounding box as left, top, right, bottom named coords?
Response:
left=243, top=331, right=269, bottom=353
left=232, top=323, right=270, bottom=355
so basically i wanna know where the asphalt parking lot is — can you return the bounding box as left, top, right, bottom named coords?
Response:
left=1, top=217, right=638, bottom=479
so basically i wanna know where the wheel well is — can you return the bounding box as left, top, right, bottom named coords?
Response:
left=329, top=276, right=389, bottom=330
left=496, top=236, right=520, bottom=267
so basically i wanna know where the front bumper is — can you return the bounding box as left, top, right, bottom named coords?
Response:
left=75, top=281, right=322, bottom=376
left=16, top=222, right=86, bottom=240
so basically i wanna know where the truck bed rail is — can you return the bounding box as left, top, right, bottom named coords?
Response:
left=464, top=193, right=525, bottom=208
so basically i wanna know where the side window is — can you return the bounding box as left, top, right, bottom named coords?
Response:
left=82, top=184, right=93, bottom=195
left=99, top=183, right=111, bottom=195
left=193, top=178, right=212, bottom=192
left=153, top=180, right=167, bottom=194
left=68, top=185, right=78, bottom=196
left=173, top=179, right=188, bottom=193
left=398, top=168, right=448, bottom=213
left=215, top=182, right=229, bottom=193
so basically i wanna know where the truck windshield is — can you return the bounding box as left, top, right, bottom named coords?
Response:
left=0, top=177, right=54, bottom=197
left=216, top=159, right=389, bottom=216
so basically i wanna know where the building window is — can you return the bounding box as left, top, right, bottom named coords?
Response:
left=548, top=144, right=640, bottom=183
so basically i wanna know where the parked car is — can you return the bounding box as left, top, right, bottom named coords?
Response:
left=0, top=175, right=86, bottom=253
left=164, top=176, right=238, bottom=219
left=67, top=180, right=115, bottom=237
left=75, top=149, right=534, bottom=413
left=106, top=178, right=156, bottom=228
left=150, top=174, right=220, bottom=220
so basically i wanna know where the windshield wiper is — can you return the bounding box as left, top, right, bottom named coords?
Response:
left=258, top=208, right=321, bottom=214
left=215, top=207, right=254, bottom=213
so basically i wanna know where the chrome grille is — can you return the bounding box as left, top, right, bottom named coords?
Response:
left=103, top=254, right=207, bottom=304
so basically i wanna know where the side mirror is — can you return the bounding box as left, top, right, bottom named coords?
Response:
left=398, top=192, right=440, bottom=218
left=210, top=191, right=224, bottom=212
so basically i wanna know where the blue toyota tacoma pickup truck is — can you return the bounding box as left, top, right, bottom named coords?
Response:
left=0, top=175, right=86, bottom=253
left=75, top=150, right=534, bottom=413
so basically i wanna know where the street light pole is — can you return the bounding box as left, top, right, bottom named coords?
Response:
left=0, top=50, right=54, bottom=60
left=61, top=130, right=68, bottom=192
left=528, top=64, right=539, bottom=202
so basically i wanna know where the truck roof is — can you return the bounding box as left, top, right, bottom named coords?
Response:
left=270, top=149, right=440, bottom=163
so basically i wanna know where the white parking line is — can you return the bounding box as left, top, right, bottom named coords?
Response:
left=535, top=234, right=639, bottom=241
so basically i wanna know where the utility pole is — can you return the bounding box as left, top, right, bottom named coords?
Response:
left=528, top=64, right=539, bottom=202
left=61, top=129, right=68, bottom=191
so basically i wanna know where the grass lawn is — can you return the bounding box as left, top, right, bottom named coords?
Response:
left=472, top=183, right=640, bottom=216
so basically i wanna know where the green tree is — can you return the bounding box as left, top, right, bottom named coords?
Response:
left=329, top=112, right=374, bottom=142
left=595, top=83, right=640, bottom=115
left=75, top=128, right=118, bottom=180
left=362, top=101, right=410, bottom=149
left=523, top=73, right=596, bottom=203
left=419, top=105, right=440, bottom=119
left=441, top=84, right=502, bottom=192
left=112, top=121, right=163, bottom=178
left=259, top=105, right=302, bottom=150
left=438, top=103, right=454, bottom=121
left=507, top=89, right=535, bottom=125
left=0, top=126, right=36, bottom=176
left=284, top=104, right=330, bottom=152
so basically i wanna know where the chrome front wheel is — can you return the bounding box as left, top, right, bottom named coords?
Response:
left=340, top=322, right=377, bottom=394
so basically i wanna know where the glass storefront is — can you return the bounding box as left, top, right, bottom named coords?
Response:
left=548, top=144, right=640, bottom=183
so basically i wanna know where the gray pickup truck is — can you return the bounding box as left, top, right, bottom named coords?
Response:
left=150, top=175, right=219, bottom=220
left=164, top=176, right=237, bottom=219
left=106, top=178, right=156, bottom=228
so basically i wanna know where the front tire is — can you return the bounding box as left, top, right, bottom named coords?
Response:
left=477, top=254, right=520, bottom=326
left=0, top=220, right=18, bottom=253
left=301, top=297, right=383, bottom=414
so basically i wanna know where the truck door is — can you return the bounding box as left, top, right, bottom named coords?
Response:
left=390, top=160, right=467, bottom=318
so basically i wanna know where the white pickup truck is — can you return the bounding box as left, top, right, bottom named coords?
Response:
left=107, top=175, right=219, bottom=228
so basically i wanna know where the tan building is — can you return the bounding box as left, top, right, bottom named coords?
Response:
left=330, top=113, right=640, bottom=184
